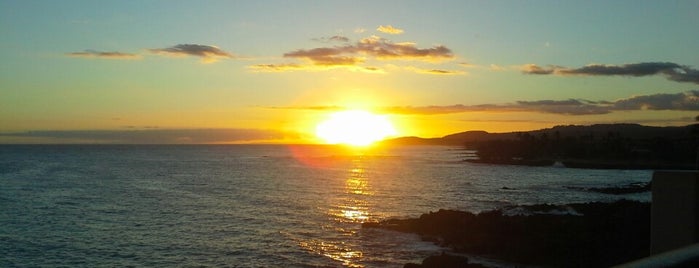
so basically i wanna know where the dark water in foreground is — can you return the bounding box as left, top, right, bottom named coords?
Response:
left=0, top=145, right=651, bottom=267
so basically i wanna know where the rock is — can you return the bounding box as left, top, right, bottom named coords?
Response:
left=422, top=253, right=470, bottom=267
left=404, top=252, right=484, bottom=268
left=366, top=200, right=651, bottom=267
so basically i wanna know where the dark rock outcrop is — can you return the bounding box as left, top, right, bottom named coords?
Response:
left=403, top=252, right=486, bottom=268
left=364, top=200, right=650, bottom=267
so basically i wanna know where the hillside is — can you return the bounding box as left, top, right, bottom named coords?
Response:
left=382, top=123, right=698, bottom=147
left=382, top=124, right=699, bottom=169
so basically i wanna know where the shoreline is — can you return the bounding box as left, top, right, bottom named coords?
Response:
left=364, top=200, right=650, bottom=267
left=465, top=158, right=695, bottom=170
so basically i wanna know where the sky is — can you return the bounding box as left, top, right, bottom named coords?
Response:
left=1, top=0, right=698, bottom=144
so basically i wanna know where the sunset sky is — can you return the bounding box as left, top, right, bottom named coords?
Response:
left=1, top=0, right=698, bottom=144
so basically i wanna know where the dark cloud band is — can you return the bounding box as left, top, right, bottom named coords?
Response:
left=270, top=91, right=699, bottom=116
left=522, top=62, right=699, bottom=84
left=0, top=129, right=293, bottom=144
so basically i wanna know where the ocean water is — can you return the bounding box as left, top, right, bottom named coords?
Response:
left=0, top=145, right=652, bottom=267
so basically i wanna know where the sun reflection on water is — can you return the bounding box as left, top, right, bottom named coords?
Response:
left=333, top=161, right=373, bottom=224
left=341, top=208, right=369, bottom=222
left=299, top=240, right=364, bottom=267
left=301, top=156, right=377, bottom=267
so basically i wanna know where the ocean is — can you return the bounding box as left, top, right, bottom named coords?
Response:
left=0, top=144, right=651, bottom=267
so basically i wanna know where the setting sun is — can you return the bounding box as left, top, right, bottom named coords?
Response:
left=315, top=110, right=397, bottom=146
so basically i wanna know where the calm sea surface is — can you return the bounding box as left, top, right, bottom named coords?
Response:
left=0, top=145, right=651, bottom=267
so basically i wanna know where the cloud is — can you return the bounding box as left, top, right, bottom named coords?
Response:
left=397, top=91, right=699, bottom=115
left=67, top=44, right=236, bottom=63
left=454, top=62, right=507, bottom=71
left=377, top=25, right=404, bottom=35
left=522, top=62, right=699, bottom=84
left=245, top=21, right=456, bottom=75
left=419, top=69, right=463, bottom=75
left=254, top=36, right=456, bottom=75
left=514, top=99, right=612, bottom=115
left=521, top=64, right=556, bottom=74
left=255, top=34, right=454, bottom=73
left=267, top=105, right=345, bottom=111
left=361, top=66, right=386, bottom=73
left=458, top=62, right=477, bottom=68
left=380, top=105, right=499, bottom=115
left=489, top=64, right=506, bottom=71
left=66, top=50, right=141, bottom=60
left=376, top=103, right=608, bottom=115
left=0, top=128, right=296, bottom=144
left=270, top=91, right=699, bottom=116
left=149, top=44, right=233, bottom=63
left=356, top=36, right=453, bottom=61
left=612, top=91, right=699, bottom=111
left=284, top=47, right=365, bottom=66
left=313, top=35, right=350, bottom=43
left=404, top=66, right=465, bottom=75
left=248, top=63, right=384, bottom=73
left=268, top=104, right=503, bottom=115
left=328, top=35, right=350, bottom=42
left=283, top=36, right=452, bottom=64
left=248, top=63, right=305, bottom=72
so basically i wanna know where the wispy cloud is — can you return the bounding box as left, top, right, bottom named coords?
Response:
left=377, top=25, right=404, bottom=35
left=522, top=62, right=699, bottom=84
left=66, top=50, right=141, bottom=60
left=248, top=63, right=384, bottom=73
left=270, top=91, right=699, bottom=116
left=248, top=63, right=306, bottom=72
left=418, top=69, right=463, bottom=75
left=397, top=91, right=699, bottom=115
left=513, top=99, right=613, bottom=115
left=379, top=102, right=610, bottom=115
left=489, top=64, right=507, bottom=71
left=405, top=66, right=465, bottom=75
left=0, top=129, right=295, bottom=144
left=149, top=44, right=234, bottom=63
left=458, top=62, right=477, bottom=68
left=267, top=105, right=345, bottom=111
left=313, top=35, right=350, bottom=43
left=521, top=64, right=557, bottom=74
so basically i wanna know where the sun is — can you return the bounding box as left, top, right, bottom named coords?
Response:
left=315, top=110, right=397, bottom=146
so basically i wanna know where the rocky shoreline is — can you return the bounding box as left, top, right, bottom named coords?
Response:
left=364, top=200, right=650, bottom=267
left=566, top=181, right=651, bottom=195
left=465, top=158, right=695, bottom=170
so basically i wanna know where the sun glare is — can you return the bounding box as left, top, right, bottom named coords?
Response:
left=315, top=110, right=397, bottom=146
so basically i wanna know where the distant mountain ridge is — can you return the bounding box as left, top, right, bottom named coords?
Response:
left=382, top=123, right=698, bottom=146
